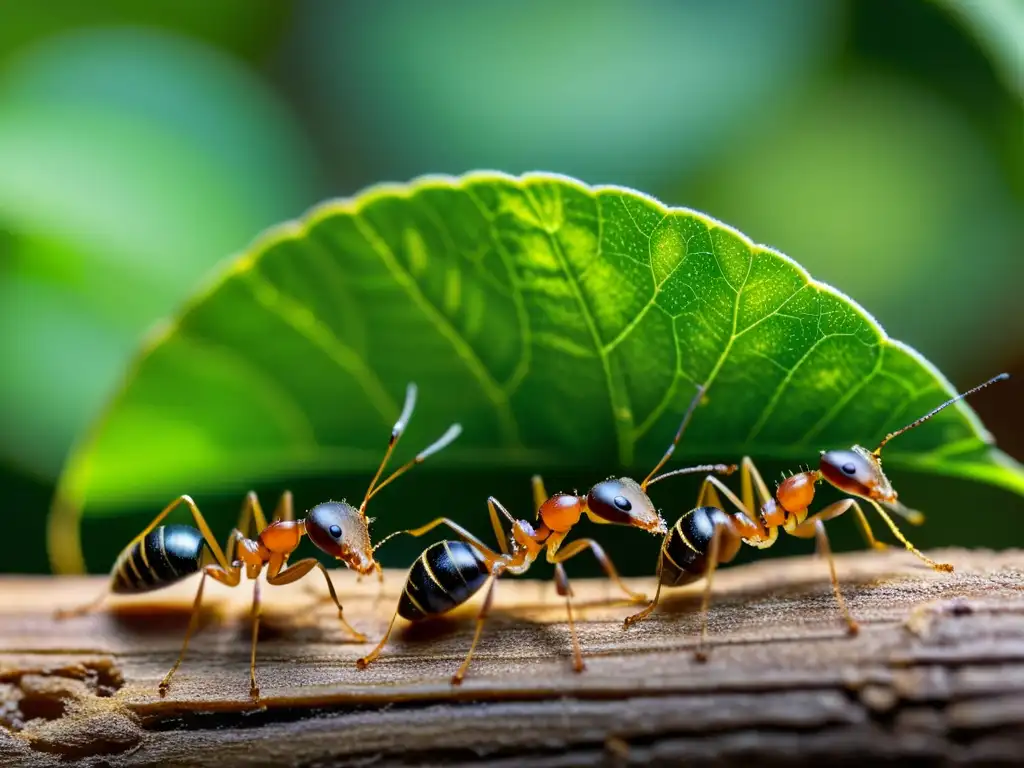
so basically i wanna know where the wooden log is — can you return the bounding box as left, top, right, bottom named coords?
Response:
left=2, top=547, right=1024, bottom=766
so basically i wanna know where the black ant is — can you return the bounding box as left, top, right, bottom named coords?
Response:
left=55, top=383, right=461, bottom=699
left=623, top=373, right=1010, bottom=659
left=356, top=386, right=736, bottom=684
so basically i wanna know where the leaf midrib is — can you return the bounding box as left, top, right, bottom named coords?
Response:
left=522, top=185, right=636, bottom=465
left=351, top=207, right=523, bottom=446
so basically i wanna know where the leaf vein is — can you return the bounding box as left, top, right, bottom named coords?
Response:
left=177, top=329, right=319, bottom=447
left=242, top=270, right=398, bottom=427
left=459, top=185, right=533, bottom=396
left=743, top=329, right=868, bottom=447
left=798, top=349, right=885, bottom=445
left=350, top=210, right=523, bottom=446
left=682, top=234, right=757, bottom=440
left=527, top=186, right=634, bottom=464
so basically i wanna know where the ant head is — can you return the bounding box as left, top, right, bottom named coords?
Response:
left=819, top=372, right=1009, bottom=505
left=584, top=477, right=666, bottom=535
left=818, top=446, right=895, bottom=503
left=325, top=382, right=462, bottom=567
left=305, top=501, right=376, bottom=575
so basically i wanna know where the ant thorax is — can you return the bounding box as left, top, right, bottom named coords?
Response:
left=538, top=493, right=583, bottom=533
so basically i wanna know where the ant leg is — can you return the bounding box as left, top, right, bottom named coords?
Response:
left=227, top=492, right=271, bottom=564
left=531, top=474, right=548, bottom=517
left=267, top=558, right=367, bottom=641
left=159, top=571, right=208, bottom=695
left=363, top=511, right=506, bottom=603
left=694, top=524, right=725, bottom=662
left=850, top=503, right=887, bottom=551
left=696, top=475, right=763, bottom=537
left=452, top=573, right=500, bottom=685
left=385, top=517, right=502, bottom=562
left=790, top=512, right=859, bottom=634
left=249, top=579, right=262, bottom=700
left=623, top=552, right=668, bottom=628
left=869, top=500, right=953, bottom=572
left=793, top=499, right=887, bottom=551
left=355, top=610, right=401, bottom=670
left=738, top=456, right=774, bottom=511
left=548, top=538, right=646, bottom=603
left=486, top=497, right=511, bottom=556
left=814, top=520, right=858, bottom=635
left=357, top=524, right=499, bottom=673
left=159, top=561, right=243, bottom=696
left=162, top=496, right=233, bottom=569
left=553, top=563, right=585, bottom=673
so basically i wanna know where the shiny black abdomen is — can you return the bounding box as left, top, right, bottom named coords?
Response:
left=398, top=540, right=489, bottom=621
left=659, top=506, right=728, bottom=586
left=110, top=524, right=206, bottom=594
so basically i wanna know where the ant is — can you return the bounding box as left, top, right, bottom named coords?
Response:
left=623, top=372, right=1010, bottom=660
left=55, top=383, right=461, bottom=699
left=356, top=385, right=736, bottom=684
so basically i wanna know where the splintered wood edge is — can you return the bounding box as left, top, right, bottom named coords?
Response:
left=2, top=547, right=1024, bottom=766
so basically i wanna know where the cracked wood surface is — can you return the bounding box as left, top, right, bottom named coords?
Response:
left=2, top=547, right=1024, bottom=766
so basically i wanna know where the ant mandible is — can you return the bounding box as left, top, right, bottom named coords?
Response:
left=623, top=372, right=1010, bottom=660
left=56, top=383, right=461, bottom=699
left=356, top=385, right=736, bottom=684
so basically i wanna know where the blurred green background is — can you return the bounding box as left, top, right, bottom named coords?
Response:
left=2, top=0, right=1022, bottom=577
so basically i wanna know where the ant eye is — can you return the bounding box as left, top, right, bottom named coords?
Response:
left=842, top=463, right=857, bottom=476
left=613, top=495, right=632, bottom=511
left=329, top=524, right=342, bottom=538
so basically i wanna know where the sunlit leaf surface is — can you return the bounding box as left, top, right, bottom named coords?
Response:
left=51, top=172, right=1023, bottom=572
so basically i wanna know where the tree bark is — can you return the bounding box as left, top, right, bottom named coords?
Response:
left=2, top=547, right=1024, bottom=767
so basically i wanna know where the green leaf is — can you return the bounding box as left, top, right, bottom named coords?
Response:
left=49, top=171, right=1024, bottom=573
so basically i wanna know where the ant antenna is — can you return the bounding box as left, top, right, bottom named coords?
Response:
left=490, top=495, right=517, bottom=526
left=372, top=529, right=406, bottom=553
left=874, top=373, right=1009, bottom=455
left=641, top=384, right=705, bottom=490
left=360, top=383, right=419, bottom=515
left=363, top=423, right=463, bottom=508
left=645, top=463, right=737, bottom=488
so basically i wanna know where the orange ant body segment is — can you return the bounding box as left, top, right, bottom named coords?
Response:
left=356, top=384, right=737, bottom=684
left=56, top=383, right=461, bottom=700
left=625, top=373, right=1010, bottom=659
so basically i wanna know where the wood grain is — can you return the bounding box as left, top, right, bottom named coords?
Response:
left=2, top=547, right=1024, bottom=766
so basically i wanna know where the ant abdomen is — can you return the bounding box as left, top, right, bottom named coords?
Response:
left=398, top=541, right=489, bottom=621
left=110, top=524, right=206, bottom=594
left=659, top=506, right=739, bottom=587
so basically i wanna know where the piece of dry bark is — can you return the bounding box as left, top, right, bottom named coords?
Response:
left=2, top=547, right=1024, bottom=767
